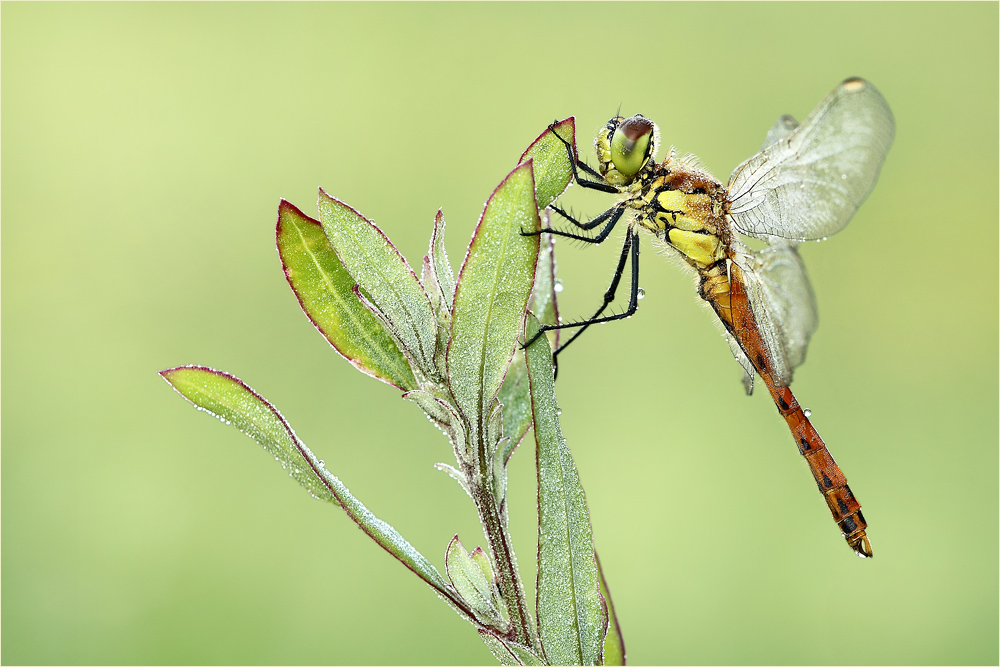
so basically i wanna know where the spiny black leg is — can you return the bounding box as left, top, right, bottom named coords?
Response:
left=523, top=229, right=641, bottom=361
left=548, top=122, right=618, bottom=194
left=529, top=205, right=625, bottom=245
left=550, top=202, right=624, bottom=232
left=551, top=229, right=641, bottom=365
left=548, top=121, right=606, bottom=181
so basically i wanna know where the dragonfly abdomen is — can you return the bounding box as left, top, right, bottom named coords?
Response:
left=697, top=261, right=734, bottom=324
left=728, top=265, right=872, bottom=557
left=765, top=378, right=872, bottom=558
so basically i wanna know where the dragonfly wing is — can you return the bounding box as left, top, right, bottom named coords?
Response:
left=726, top=78, right=895, bottom=241
left=758, top=114, right=799, bottom=152
left=726, top=332, right=756, bottom=395
left=737, top=243, right=819, bottom=387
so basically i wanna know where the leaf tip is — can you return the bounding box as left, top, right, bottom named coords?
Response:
left=519, top=116, right=576, bottom=164
left=158, top=363, right=200, bottom=384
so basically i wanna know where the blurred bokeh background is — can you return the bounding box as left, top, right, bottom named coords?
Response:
left=3, top=3, right=997, bottom=665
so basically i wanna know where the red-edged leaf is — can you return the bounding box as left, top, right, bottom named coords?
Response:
left=277, top=200, right=416, bottom=390
left=446, top=161, right=540, bottom=432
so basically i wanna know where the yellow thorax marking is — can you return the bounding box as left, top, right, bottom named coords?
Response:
left=667, top=229, right=723, bottom=268
left=631, top=183, right=723, bottom=268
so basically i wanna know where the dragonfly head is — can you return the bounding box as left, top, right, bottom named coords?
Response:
left=596, top=114, right=659, bottom=187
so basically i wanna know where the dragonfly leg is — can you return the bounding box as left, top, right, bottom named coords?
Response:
left=524, top=204, right=626, bottom=244
left=523, top=229, right=641, bottom=369
left=548, top=120, right=619, bottom=193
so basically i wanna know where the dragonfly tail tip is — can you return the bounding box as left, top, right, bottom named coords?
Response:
left=851, top=533, right=874, bottom=559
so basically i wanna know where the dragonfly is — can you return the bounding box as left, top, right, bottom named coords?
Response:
left=526, top=78, right=894, bottom=557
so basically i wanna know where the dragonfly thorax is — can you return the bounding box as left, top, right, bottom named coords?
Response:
left=633, top=160, right=729, bottom=271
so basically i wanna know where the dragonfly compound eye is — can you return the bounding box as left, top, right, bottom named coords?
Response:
left=609, top=115, right=655, bottom=183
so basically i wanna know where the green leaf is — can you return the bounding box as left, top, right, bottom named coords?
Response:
left=402, top=388, right=468, bottom=466
left=529, top=228, right=561, bottom=336
left=159, top=366, right=458, bottom=603
left=276, top=200, right=417, bottom=391
left=498, top=352, right=531, bottom=463
left=498, top=122, right=567, bottom=456
left=470, top=545, right=497, bottom=586
left=160, top=365, right=339, bottom=505
left=597, top=553, right=626, bottom=666
left=317, top=190, right=438, bottom=375
left=425, top=209, right=456, bottom=313
left=447, top=160, right=540, bottom=434
left=498, top=228, right=564, bottom=469
left=523, top=316, right=607, bottom=667
left=519, top=117, right=575, bottom=211
left=445, top=535, right=503, bottom=624
left=478, top=631, right=547, bottom=667
left=421, top=210, right=456, bottom=377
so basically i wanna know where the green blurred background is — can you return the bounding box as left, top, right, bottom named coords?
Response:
left=3, top=3, right=997, bottom=665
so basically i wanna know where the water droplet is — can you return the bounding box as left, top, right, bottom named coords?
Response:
left=803, top=408, right=812, bottom=417
left=555, top=408, right=562, bottom=416
left=553, top=280, right=564, bottom=293
left=637, top=287, right=645, bottom=299
left=841, top=173, right=848, bottom=179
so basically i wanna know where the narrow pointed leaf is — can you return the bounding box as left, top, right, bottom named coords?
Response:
left=519, top=117, right=575, bottom=211
left=446, top=535, right=501, bottom=622
left=597, top=553, right=626, bottom=666
left=403, top=388, right=468, bottom=465
left=160, top=365, right=340, bottom=504
left=498, top=353, right=531, bottom=463
left=422, top=210, right=456, bottom=378
left=447, top=161, right=540, bottom=428
left=159, top=366, right=459, bottom=604
left=529, top=228, right=561, bottom=340
left=428, top=209, right=456, bottom=312
left=478, top=631, right=546, bottom=667
left=277, top=200, right=416, bottom=390
left=317, top=190, right=438, bottom=374
left=499, top=229, right=562, bottom=461
left=470, top=546, right=497, bottom=588
left=433, top=462, right=472, bottom=499
left=523, top=317, right=606, bottom=666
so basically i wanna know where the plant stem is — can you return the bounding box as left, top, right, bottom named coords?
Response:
left=470, top=427, right=540, bottom=654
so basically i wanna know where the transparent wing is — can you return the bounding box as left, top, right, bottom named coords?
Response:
left=732, top=243, right=818, bottom=387
left=725, top=332, right=756, bottom=395
left=758, top=114, right=799, bottom=152
left=726, top=78, right=895, bottom=241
